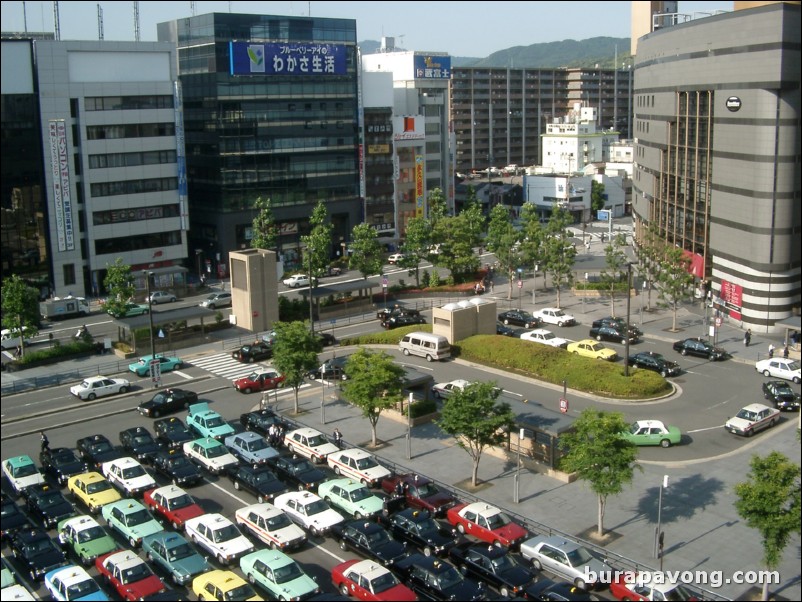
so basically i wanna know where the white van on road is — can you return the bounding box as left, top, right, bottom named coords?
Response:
left=398, top=332, right=450, bottom=362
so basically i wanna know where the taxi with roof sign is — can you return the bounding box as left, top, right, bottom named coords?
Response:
left=101, top=499, right=164, bottom=548
left=234, top=502, right=307, bottom=551
left=143, top=485, right=205, bottom=530
left=57, top=515, right=117, bottom=567
left=67, top=472, right=121, bottom=515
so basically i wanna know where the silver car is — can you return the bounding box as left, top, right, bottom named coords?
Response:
left=199, top=292, right=232, bottom=309
left=519, top=534, right=611, bottom=590
left=149, top=291, right=176, bottom=304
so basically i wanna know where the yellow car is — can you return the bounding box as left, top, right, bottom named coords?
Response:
left=567, top=339, right=619, bottom=361
left=192, top=569, right=263, bottom=601
left=67, top=471, right=122, bottom=515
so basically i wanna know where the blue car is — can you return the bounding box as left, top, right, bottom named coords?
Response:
left=142, top=531, right=210, bottom=586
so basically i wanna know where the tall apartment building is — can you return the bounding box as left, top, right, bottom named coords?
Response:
left=450, top=66, right=633, bottom=175
left=630, top=1, right=678, bottom=55
left=157, top=13, right=361, bottom=271
left=632, top=2, right=800, bottom=330
left=1, top=38, right=188, bottom=298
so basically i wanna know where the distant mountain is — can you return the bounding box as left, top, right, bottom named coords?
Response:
left=358, top=36, right=630, bottom=69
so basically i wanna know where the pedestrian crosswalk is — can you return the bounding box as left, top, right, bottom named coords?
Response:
left=189, top=352, right=274, bottom=381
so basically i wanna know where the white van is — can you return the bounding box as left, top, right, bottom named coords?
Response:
left=399, top=332, right=450, bottom=362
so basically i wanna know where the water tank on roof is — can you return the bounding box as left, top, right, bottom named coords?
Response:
left=457, top=300, right=472, bottom=308
left=469, top=297, right=489, bottom=305
left=441, top=303, right=458, bottom=311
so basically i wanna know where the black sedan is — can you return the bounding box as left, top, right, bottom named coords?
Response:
left=119, top=426, right=162, bottom=463
left=228, top=465, right=288, bottom=504
left=315, top=332, right=337, bottom=348
left=332, top=520, right=408, bottom=567
left=24, top=483, right=77, bottom=530
left=39, top=447, right=87, bottom=486
left=591, top=317, right=643, bottom=338
left=138, top=388, right=199, bottom=418
left=231, top=341, right=273, bottom=363
left=393, top=553, right=485, bottom=602
left=448, top=541, right=537, bottom=598
left=498, top=310, right=541, bottom=328
left=588, top=324, right=639, bottom=344
left=1, top=492, right=32, bottom=542
left=9, top=528, right=67, bottom=582
left=75, top=434, right=123, bottom=469
left=154, top=417, right=194, bottom=448
left=525, top=578, right=601, bottom=601
left=150, top=449, right=203, bottom=487
left=627, top=351, right=681, bottom=377
left=377, top=306, right=422, bottom=321
left=239, top=410, right=288, bottom=437
left=762, top=380, right=801, bottom=411
left=382, top=314, right=427, bottom=329
left=672, top=337, right=727, bottom=360
left=496, top=322, right=517, bottom=337
left=377, top=508, right=459, bottom=557
left=268, top=455, right=329, bottom=492
left=307, top=356, right=349, bottom=380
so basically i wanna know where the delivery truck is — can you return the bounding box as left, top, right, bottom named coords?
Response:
left=41, top=297, right=90, bottom=320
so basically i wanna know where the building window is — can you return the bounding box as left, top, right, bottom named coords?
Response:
left=90, top=177, right=178, bottom=198
left=63, top=264, right=76, bottom=286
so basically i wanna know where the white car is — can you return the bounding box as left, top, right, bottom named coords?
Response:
left=282, top=274, right=313, bottom=288
left=101, top=457, right=156, bottom=497
left=327, top=449, right=391, bottom=487
left=755, top=358, right=801, bottom=384
left=234, top=502, right=307, bottom=551
left=519, top=329, right=569, bottom=349
left=185, top=513, right=254, bottom=566
left=1, top=327, right=31, bottom=350
left=725, top=403, right=781, bottom=437
left=431, top=379, right=471, bottom=400
left=274, top=491, right=344, bottom=537
left=44, top=565, right=105, bottom=602
left=283, top=427, right=339, bottom=464
left=387, top=253, right=404, bottom=265
left=2, top=455, right=45, bottom=496
left=69, top=376, right=131, bottom=401
left=532, top=307, right=577, bottom=326
left=182, top=438, right=239, bottom=475
left=149, top=291, right=176, bottom=304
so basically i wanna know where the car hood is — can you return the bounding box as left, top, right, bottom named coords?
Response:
left=53, top=460, right=87, bottom=476
left=499, top=564, right=536, bottom=586
left=254, top=480, right=287, bottom=496
left=495, top=523, right=528, bottom=543
left=171, top=552, right=208, bottom=577
left=310, top=510, right=345, bottom=529
left=171, top=505, right=205, bottom=523
left=423, top=492, right=456, bottom=510
left=249, top=448, right=281, bottom=462
left=41, top=501, right=76, bottom=522
left=128, top=521, right=164, bottom=540
left=725, top=416, right=756, bottom=430
left=77, top=535, right=117, bottom=557
left=25, top=547, right=65, bottom=568
left=442, top=579, right=485, bottom=601
left=374, top=540, right=407, bottom=563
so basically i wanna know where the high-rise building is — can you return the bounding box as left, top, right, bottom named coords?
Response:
left=630, top=1, right=679, bottom=56
left=632, top=1, right=800, bottom=330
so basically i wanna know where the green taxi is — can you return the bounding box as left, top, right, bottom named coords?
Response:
left=101, top=499, right=164, bottom=548
left=239, top=549, right=319, bottom=600
left=317, top=478, right=385, bottom=519
left=57, top=515, right=117, bottom=567
left=142, top=531, right=210, bottom=586
left=186, top=402, right=236, bottom=441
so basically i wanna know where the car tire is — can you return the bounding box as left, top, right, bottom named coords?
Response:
left=257, top=495, right=265, bottom=504
left=403, top=349, right=410, bottom=356
left=596, top=335, right=603, bottom=341
left=340, top=584, right=350, bottom=597
left=660, top=370, right=668, bottom=377
left=87, top=393, right=96, bottom=401
left=310, top=526, right=321, bottom=537
left=426, top=354, right=434, bottom=362
left=243, top=387, right=252, bottom=394
left=287, top=444, right=295, bottom=455
left=795, top=377, right=801, bottom=384
left=129, top=536, right=137, bottom=548
left=217, top=553, right=226, bottom=565
left=334, top=466, right=341, bottom=476
left=233, top=481, right=241, bottom=490
left=763, top=370, right=771, bottom=377
left=532, top=558, right=542, bottom=571
left=500, top=586, right=510, bottom=598
left=172, top=520, right=180, bottom=530
left=681, top=348, right=688, bottom=356
left=457, top=523, right=465, bottom=534
left=660, top=439, right=671, bottom=448
left=339, top=539, right=348, bottom=551
left=119, top=386, right=128, bottom=394
left=354, top=511, right=363, bottom=520
left=574, top=578, right=587, bottom=590
left=248, top=573, right=256, bottom=585
left=504, top=319, right=511, bottom=325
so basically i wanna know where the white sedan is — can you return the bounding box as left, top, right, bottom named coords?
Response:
left=431, top=379, right=471, bottom=400
left=44, top=565, right=106, bottom=601
left=755, top=358, right=801, bottom=384
left=102, top=457, right=156, bottom=497
left=69, top=376, right=130, bottom=401
left=327, top=449, right=391, bottom=487
left=519, top=329, right=569, bottom=349
left=185, top=513, right=254, bottom=566
left=387, top=253, right=405, bottom=265
left=282, top=274, right=314, bottom=288
left=283, top=427, right=339, bottom=464
left=234, top=502, right=307, bottom=551
left=274, top=491, right=344, bottom=537
left=532, top=307, right=577, bottom=327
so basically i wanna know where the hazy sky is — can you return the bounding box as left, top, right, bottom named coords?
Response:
left=2, top=1, right=734, bottom=58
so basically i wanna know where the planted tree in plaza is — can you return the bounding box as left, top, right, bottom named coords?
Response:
left=543, top=204, right=577, bottom=308
left=518, top=203, right=548, bottom=288
left=103, top=258, right=135, bottom=319
left=399, top=216, right=431, bottom=287
left=735, top=452, right=801, bottom=601
left=1, top=274, right=40, bottom=357
left=485, top=203, right=522, bottom=299
left=300, top=201, right=333, bottom=333
left=340, top=349, right=406, bottom=447
left=437, top=381, right=515, bottom=487
left=348, top=223, right=384, bottom=280
left=270, top=321, right=320, bottom=414
left=591, top=180, right=606, bottom=213
left=558, top=408, right=641, bottom=537
left=250, top=196, right=277, bottom=250
left=636, top=224, right=663, bottom=311
left=656, top=245, right=695, bottom=332
left=434, top=198, right=483, bottom=282
left=599, top=233, right=629, bottom=317
left=426, top=188, right=449, bottom=270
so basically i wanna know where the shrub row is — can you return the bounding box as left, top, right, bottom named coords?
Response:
left=15, top=339, right=97, bottom=365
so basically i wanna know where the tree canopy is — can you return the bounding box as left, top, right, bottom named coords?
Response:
left=250, top=196, right=277, bottom=250
left=270, top=321, right=320, bottom=414
left=348, top=223, right=384, bottom=280
left=103, top=258, right=135, bottom=318
left=1, top=275, right=40, bottom=357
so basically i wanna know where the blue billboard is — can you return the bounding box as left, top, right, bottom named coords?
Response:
left=229, top=42, right=347, bottom=76
left=413, top=54, right=451, bottom=79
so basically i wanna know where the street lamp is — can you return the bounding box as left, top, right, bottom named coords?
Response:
left=640, top=280, right=646, bottom=325
left=514, top=428, right=526, bottom=504
left=305, top=247, right=315, bottom=336
left=624, top=263, right=632, bottom=376
left=320, top=364, right=326, bottom=425
left=406, top=392, right=413, bottom=460
left=143, top=271, right=159, bottom=388
left=655, top=475, right=669, bottom=560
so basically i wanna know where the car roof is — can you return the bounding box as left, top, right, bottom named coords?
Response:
left=348, top=559, right=388, bottom=578
left=104, top=457, right=140, bottom=468
left=741, top=403, right=774, bottom=412
left=4, top=455, right=36, bottom=467
left=337, top=449, right=372, bottom=459
left=152, top=484, right=187, bottom=499
left=288, top=427, right=324, bottom=437
left=462, top=501, right=500, bottom=515
left=192, top=437, right=225, bottom=449
left=535, top=535, right=581, bottom=550
left=82, top=375, right=113, bottom=383
left=632, top=420, right=666, bottom=429
left=325, top=478, right=367, bottom=491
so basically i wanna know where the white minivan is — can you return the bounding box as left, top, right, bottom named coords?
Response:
left=399, top=332, right=450, bottom=362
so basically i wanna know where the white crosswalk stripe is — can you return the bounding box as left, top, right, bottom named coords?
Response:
left=189, top=352, right=274, bottom=380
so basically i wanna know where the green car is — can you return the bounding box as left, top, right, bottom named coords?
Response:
left=239, top=549, right=319, bottom=600
left=186, top=402, right=236, bottom=441
left=622, top=420, right=682, bottom=448
left=57, top=515, right=117, bottom=567
left=317, top=478, right=385, bottom=519
left=101, top=499, right=164, bottom=548
left=128, top=354, right=183, bottom=377
left=142, top=531, right=210, bottom=586
left=108, top=302, right=150, bottom=318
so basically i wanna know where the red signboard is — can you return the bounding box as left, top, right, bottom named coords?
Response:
left=559, top=398, right=568, bottom=413
left=719, top=280, right=743, bottom=320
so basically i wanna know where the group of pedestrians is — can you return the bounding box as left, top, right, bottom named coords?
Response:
left=744, top=329, right=790, bottom=359
left=266, top=423, right=285, bottom=448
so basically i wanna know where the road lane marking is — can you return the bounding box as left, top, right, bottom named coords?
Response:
left=173, top=370, right=193, bottom=380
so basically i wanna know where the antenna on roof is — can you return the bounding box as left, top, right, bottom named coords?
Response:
left=133, top=1, right=140, bottom=42
left=97, top=3, right=104, bottom=40
left=53, top=1, right=60, bottom=40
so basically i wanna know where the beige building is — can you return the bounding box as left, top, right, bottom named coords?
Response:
left=229, top=249, right=279, bottom=333
left=432, top=298, right=497, bottom=344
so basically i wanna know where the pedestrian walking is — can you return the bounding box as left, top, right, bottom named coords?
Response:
left=333, top=428, right=343, bottom=449
left=744, top=329, right=752, bottom=347
left=40, top=431, right=49, bottom=453
left=782, top=345, right=789, bottom=359
left=768, top=343, right=775, bottom=358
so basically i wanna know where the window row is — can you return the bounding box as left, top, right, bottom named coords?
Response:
left=86, top=123, right=175, bottom=140
left=95, top=230, right=182, bottom=256
left=93, top=204, right=180, bottom=226
left=85, top=95, right=174, bottom=112
left=89, top=150, right=177, bottom=169
left=90, top=177, right=177, bottom=198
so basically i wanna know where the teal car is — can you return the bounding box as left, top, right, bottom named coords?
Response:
left=101, top=499, right=164, bottom=548
left=108, top=303, right=150, bottom=318
left=622, top=420, right=682, bottom=448
left=317, top=478, right=385, bottom=519
left=186, top=402, right=236, bottom=441
left=57, top=515, right=117, bottom=567
left=239, top=549, right=319, bottom=600
left=142, top=531, right=209, bottom=586
left=128, top=354, right=183, bottom=377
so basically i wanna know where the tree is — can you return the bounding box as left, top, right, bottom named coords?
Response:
left=270, top=321, right=320, bottom=414
left=518, top=203, right=548, bottom=285
left=250, top=196, right=277, bottom=250
left=543, top=205, right=577, bottom=308
left=437, top=381, right=515, bottom=487
left=591, top=180, right=606, bottom=213
left=1, top=275, right=40, bottom=357
left=340, top=349, right=406, bottom=447
left=348, top=223, right=384, bottom=280
left=103, top=258, right=135, bottom=319
left=558, top=408, right=641, bottom=537
left=300, top=201, right=333, bottom=333
left=426, top=188, right=449, bottom=267
left=656, top=246, right=695, bottom=331
left=485, top=203, right=522, bottom=299
left=434, top=199, right=483, bottom=282
left=636, top=224, right=662, bottom=311
left=734, top=452, right=801, bottom=601
left=399, top=216, right=431, bottom=287
left=599, top=233, right=629, bottom=317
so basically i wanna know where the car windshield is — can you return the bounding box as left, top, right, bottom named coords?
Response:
left=288, top=461, right=313, bottom=475
left=370, top=572, right=399, bottom=593
left=168, top=543, right=194, bottom=561
left=246, top=372, right=260, bottom=380
left=306, top=435, right=327, bottom=447
left=168, top=494, right=193, bottom=509
left=169, top=457, right=192, bottom=470
left=13, top=463, right=37, bottom=477
left=67, top=579, right=101, bottom=597
left=205, top=295, right=216, bottom=301
left=252, top=471, right=276, bottom=484
left=366, top=529, right=390, bottom=545
left=205, top=417, right=225, bottom=428
left=736, top=409, right=758, bottom=421
left=78, top=526, right=105, bottom=543
left=436, top=566, right=463, bottom=589
left=226, top=585, right=257, bottom=601
left=38, top=492, right=65, bottom=509
left=248, top=439, right=269, bottom=451
left=629, top=423, right=642, bottom=435
left=542, top=332, right=555, bottom=340
left=86, top=480, right=112, bottom=494
left=485, top=512, right=511, bottom=529
left=665, top=584, right=695, bottom=601
left=565, top=546, right=594, bottom=566
left=416, top=482, right=437, bottom=497
left=273, top=562, right=303, bottom=583
left=416, top=517, right=440, bottom=534
left=205, top=445, right=228, bottom=459
left=553, top=310, right=566, bottom=317
left=212, top=524, right=240, bottom=543
left=266, top=513, right=292, bottom=529
left=121, top=563, right=151, bottom=583
left=90, top=442, right=113, bottom=454
left=355, top=457, right=379, bottom=470
left=52, top=451, right=77, bottom=465
left=126, top=509, right=152, bottom=526
left=162, top=422, right=184, bottom=433
left=133, top=436, right=154, bottom=446
left=25, top=537, right=55, bottom=555
left=304, top=500, right=330, bottom=515
left=491, top=554, right=517, bottom=570
left=349, top=487, right=372, bottom=502
left=122, top=466, right=147, bottom=479
left=787, top=361, right=801, bottom=371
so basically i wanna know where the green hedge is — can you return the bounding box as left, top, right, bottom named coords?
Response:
left=339, top=324, right=432, bottom=346
left=15, top=340, right=97, bottom=365
left=407, top=398, right=437, bottom=418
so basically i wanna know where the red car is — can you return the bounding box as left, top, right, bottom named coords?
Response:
left=233, top=369, right=285, bottom=394
left=446, top=502, right=528, bottom=548
left=332, top=558, right=417, bottom=601
left=610, top=571, right=700, bottom=601
left=380, top=473, right=458, bottom=516
left=96, top=549, right=166, bottom=600
left=143, top=485, right=205, bottom=530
